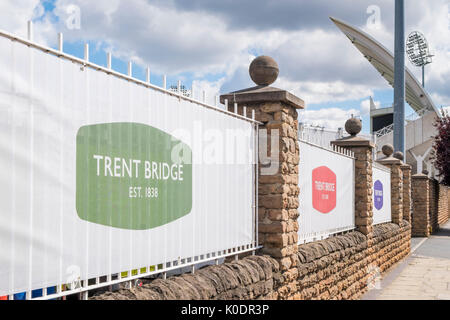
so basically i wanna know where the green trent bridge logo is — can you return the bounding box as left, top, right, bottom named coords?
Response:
left=76, top=123, right=192, bottom=230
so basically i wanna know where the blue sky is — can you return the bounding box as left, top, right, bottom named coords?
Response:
left=1, top=0, right=448, bottom=133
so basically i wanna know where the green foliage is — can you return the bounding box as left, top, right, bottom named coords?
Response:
left=433, top=108, right=450, bottom=186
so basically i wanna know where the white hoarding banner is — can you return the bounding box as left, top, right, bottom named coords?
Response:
left=0, top=37, right=256, bottom=295
left=298, top=141, right=355, bottom=243
left=372, top=164, right=391, bottom=225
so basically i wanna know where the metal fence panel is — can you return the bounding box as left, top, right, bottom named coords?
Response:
left=373, top=164, right=392, bottom=225
left=0, top=33, right=258, bottom=297
left=298, top=140, right=355, bottom=243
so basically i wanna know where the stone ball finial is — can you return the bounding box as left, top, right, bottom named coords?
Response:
left=249, top=56, right=279, bottom=86
left=382, top=144, right=394, bottom=157
left=393, top=151, right=404, bottom=161
left=344, top=117, right=362, bottom=136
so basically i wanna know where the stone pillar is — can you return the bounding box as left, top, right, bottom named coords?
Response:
left=437, top=184, right=449, bottom=227
left=428, top=178, right=439, bottom=233
left=377, top=145, right=403, bottom=225
left=220, top=56, right=304, bottom=272
left=401, top=164, right=412, bottom=223
left=411, top=174, right=430, bottom=237
left=331, top=118, right=374, bottom=236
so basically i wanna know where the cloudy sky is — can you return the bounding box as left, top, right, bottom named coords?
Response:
left=1, top=0, right=449, bottom=132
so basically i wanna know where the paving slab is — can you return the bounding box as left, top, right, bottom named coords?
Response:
left=363, top=220, right=450, bottom=300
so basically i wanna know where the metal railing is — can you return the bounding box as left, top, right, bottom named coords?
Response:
left=375, top=124, right=394, bottom=138
left=30, top=245, right=261, bottom=301
left=372, top=163, right=392, bottom=225
left=299, top=124, right=376, bottom=147
left=0, top=21, right=262, bottom=300
left=297, top=138, right=356, bottom=244
left=374, top=107, right=432, bottom=138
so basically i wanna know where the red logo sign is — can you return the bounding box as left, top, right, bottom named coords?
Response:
left=312, top=166, right=337, bottom=214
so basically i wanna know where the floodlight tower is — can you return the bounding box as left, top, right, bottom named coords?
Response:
left=406, top=31, right=433, bottom=88
left=393, top=0, right=405, bottom=155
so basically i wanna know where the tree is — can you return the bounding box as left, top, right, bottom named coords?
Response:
left=433, top=108, right=450, bottom=186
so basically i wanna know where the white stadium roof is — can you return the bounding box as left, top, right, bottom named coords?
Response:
left=330, top=17, right=439, bottom=115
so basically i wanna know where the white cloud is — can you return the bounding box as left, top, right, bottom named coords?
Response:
left=0, top=0, right=447, bottom=111
left=276, top=78, right=375, bottom=106
left=360, top=98, right=380, bottom=115
left=50, top=0, right=255, bottom=76
left=191, top=79, right=223, bottom=106
left=45, top=0, right=389, bottom=103
left=405, top=1, right=450, bottom=105
left=299, top=107, right=361, bottom=130
left=0, top=1, right=56, bottom=45
left=0, top=0, right=40, bottom=35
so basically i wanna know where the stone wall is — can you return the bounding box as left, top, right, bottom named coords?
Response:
left=412, top=176, right=449, bottom=237
left=91, top=256, right=279, bottom=300
left=91, top=57, right=414, bottom=301
left=389, top=163, right=404, bottom=225
left=220, top=88, right=304, bottom=287
left=92, top=223, right=410, bottom=301
left=331, top=139, right=374, bottom=236
left=411, top=175, right=430, bottom=237
left=429, top=179, right=439, bottom=232
left=271, top=222, right=410, bottom=300
left=253, top=102, right=300, bottom=272
left=437, top=184, right=449, bottom=227
left=402, top=165, right=412, bottom=223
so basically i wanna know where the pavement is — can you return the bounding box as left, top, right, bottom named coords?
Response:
left=362, top=220, right=450, bottom=300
